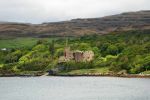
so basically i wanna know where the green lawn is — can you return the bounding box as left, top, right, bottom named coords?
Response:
left=0, top=38, right=38, bottom=49
left=0, top=37, right=61, bottom=49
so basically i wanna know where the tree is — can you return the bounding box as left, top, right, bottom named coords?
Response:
left=55, top=48, right=64, bottom=57
left=107, top=45, right=118, bottom=55
left=4, top=50, right=22, bottom=63
left=49, top=40, right=55, bottom=59
left=36, top=39, right=48, bottom=45
left=99, top=43, right=110, bottom=56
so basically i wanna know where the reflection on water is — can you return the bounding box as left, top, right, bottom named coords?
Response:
left=0, top=77, right=150, bottom=100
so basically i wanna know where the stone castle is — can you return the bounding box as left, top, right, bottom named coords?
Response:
left=58, top=47, right=94, bottom=63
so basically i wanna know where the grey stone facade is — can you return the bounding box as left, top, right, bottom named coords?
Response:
left=58, top=47, right=94, bottom=63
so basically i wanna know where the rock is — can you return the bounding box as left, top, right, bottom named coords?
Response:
left=117, top=70, right=128, bottom=75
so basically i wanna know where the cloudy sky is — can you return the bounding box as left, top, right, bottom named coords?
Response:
left=0, top=0, right=149, bottom=24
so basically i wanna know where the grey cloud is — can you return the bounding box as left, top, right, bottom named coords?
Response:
left=0, top=0, right=149, bottom=23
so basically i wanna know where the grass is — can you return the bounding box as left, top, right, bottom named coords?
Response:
left=60, top=67, right=110, bottom=75
left=0, top=38, right=38, bottom=49
left=141, top=70, right=150, bottom=74
left=0, top=37, right=61, bottom=49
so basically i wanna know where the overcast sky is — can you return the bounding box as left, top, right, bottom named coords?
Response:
left=0, top=0, right=149, bottom=24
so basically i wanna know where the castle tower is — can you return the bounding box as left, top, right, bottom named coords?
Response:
left=64, top=38, right=74, bottom=60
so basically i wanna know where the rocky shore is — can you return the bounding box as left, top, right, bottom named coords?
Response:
left=0, top=71, right=44, bottom=77
left=53, top=73, right=150, bottom=78
left=1, top=73, right=150, bottom=78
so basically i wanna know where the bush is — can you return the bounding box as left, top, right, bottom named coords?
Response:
left=4, top=50, right=23, bottom=63
left=18, top=58, right=49, bottom=71
left=32, top=44, right=47, bottom=52
left=60, top=61, right=94, bottom=71
left=106, top=45, right=119, bottom=55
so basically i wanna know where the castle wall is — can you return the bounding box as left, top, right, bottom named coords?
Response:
left=73, top=51, right=84, bottom=62
left=59, top=47, right=94, bottom=63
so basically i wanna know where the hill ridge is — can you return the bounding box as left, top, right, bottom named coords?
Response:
left=0, top=10, right=150, bottom=37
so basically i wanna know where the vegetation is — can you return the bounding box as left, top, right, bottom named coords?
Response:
left=59, top=67, right=109, bottom=75
left=0, top=30, right=150, bottom=75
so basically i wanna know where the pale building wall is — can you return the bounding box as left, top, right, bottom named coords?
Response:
left=83, top=51, right=94, bottom=61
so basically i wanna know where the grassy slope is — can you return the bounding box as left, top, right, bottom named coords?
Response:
left=59, top=67, right=110, bottom=75
left=0, top=38, right=37, bottom=49
left=0, top=38, right=59, bottom=49
left=0, top=31, right=150, bottom=75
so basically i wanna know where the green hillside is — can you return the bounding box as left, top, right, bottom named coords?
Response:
left=0, top=30, right=150, bottom=76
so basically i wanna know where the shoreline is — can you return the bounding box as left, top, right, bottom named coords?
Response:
left=0, top=74, right=150, bottom=78
left=52, top=74, right=150, bottom=78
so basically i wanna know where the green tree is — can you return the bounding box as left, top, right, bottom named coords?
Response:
left=107, top=45, right=118, bottom=55
left=49, top=40, right=55, bottom=59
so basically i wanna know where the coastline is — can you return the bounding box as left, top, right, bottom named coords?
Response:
left=52, top=73, right=150, bottom=78
left=0, top=73, right=150, bottom=78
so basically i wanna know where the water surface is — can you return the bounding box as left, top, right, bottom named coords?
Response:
left=0, top=77, right=150, bottom=100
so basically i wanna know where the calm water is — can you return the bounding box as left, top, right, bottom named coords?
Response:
left=0, top=77, right=150, bottom=100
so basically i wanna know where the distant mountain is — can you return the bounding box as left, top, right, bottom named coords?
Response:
left=0, top=10, right=150, bottom=37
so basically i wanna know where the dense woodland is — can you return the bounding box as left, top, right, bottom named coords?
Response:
left=0, top=30, right=150, bottom=75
